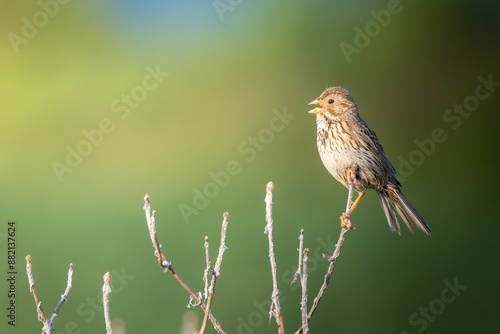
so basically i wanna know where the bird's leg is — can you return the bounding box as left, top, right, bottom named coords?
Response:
left=349, top=192, right=365, bottom=215
left=340, top=166, right=363, bottom=229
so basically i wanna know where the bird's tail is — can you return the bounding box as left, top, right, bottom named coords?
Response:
left=376, top=185, right=431, bottom=236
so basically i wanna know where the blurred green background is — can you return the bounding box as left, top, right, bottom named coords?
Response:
left=1, top=1, right=499, bottom=333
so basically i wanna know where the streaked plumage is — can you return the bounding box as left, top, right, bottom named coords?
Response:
left=309, top=86, right=430, bottom=235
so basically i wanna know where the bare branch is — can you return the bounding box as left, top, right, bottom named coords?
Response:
left=294, top=227, right=350, bottom=334
left=214, top=212, right=229, bottom=277
left=26, top=255, right=51, bottom=333
left=345, top=170, right=357, bottom=215
left=143, top=194, right=170, bottom=269
left=199, top=212, right=229, bottom=334
left=48, top=263, right=73, bottom=325
left=143, top=194, right=226, bottom=334
left=203, top=236, right=211, bottom=300
left=199, top=236, right=213, bottom=334
left=102, top=272, right=112, bottom=334
left=300, top=249, right=310, bottom=334
left=264, top=181, right=285, bottom=334
left=294, top=172, right=358, bottom=334
left=26, top=257, right=73, bottom=333
left=291, top=229, right=305, bottom=286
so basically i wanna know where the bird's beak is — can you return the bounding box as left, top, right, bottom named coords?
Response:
left=308, top=99, right=321, bottom=114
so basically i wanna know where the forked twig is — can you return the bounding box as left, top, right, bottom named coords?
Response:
left=264, top=182, right=285, bottom=334
left=26, top=255, right=73, bottom=334
left=294, top=228, right=349, bottom=334
left=143, top=194, right=225, bottom=334
left=199, top=212, right=229, bottom=334
left=295, top=172, right=357, bottom=334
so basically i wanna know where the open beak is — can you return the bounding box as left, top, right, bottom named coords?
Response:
left=308, top=99, right=321, bottom=114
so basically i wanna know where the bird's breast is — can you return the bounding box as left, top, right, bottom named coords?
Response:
left=316, top=119, right=379, bottom=190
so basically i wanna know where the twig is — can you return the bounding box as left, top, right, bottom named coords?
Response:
left=199, top=212, right=229, bottom=334
left=264, top=182, right=285, bottom=334
left=143, top=194, right=226, bottom=334
left=102, top=272, right=112, bottom=334
left=294, top=229, right=350, bottom=334
left=291, top=229, right=305, bottom=286
left=199, top=235, right=212, bottom=334
left=26, top=255, right=51, bottom=334
left=300, top=249, right=310, bottom=334
left=294, top=181, right=356, bottom=334
left=292, top=229, right=309, bottom=332
left=214, top=212, right=229, bottom=277
left=26, top=256, right=73, bottom=333
left=345, top=170, right=356, bottom=215
left=203, top=236, right=211, bottom=300
left=48, top=263, right=73, bottom=325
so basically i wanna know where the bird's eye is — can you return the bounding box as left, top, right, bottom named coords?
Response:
left=328, top=99, right=335, bottom=104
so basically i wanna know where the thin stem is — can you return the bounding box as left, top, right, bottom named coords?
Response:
left=203, top=236, right=211, bottom=300
left=200, top=212, right=229, bottom=334
left=214, top=212, right=229, bottom=277
left=295, top=180, right=356, bottom=334
left=345, top=174, right=356, bottom=214
left=291, top=229, right=305, bottom=286
left=26, top=255, right=51, bottom=334
left=48, top=263, right=73, bottom=325
left=264, top=182, right=285, bottom=334
left=294, top=227, right=350, bottom=334
left=143, top=194, right=225, bottom=334
left=300, top=249, right=310, bottom=334
left=102, top=272, right=112, bottom=334
left=199, top=282, right=215, bottom=334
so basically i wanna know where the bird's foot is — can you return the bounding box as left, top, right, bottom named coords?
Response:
left=340, top=212, right=356, bottom=230
left=346, top=165, right=358, bottom=186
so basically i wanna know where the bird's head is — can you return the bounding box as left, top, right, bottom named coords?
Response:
left=308, top=86, right=358, bottom=119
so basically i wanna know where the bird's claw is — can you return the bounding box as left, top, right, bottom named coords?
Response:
left=340, top=212, right=356, bottom=230
left=346, top=165, right=358, bottom=186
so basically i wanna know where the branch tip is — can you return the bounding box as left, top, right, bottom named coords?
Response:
left=266, top=181, right=275, bottom=193
left=141, top=193, right=226, bottom=333
left=264, top=182, right=284, bottom=334
left=103, top=272, right=112, bottom=284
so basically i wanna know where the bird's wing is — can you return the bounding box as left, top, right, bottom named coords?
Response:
left=356, top=115, right=399, bottom=182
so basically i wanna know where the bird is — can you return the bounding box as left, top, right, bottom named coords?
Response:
left=308, top=86, right=431, bottom=235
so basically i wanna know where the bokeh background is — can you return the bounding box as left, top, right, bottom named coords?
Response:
left=1, top=1, right=499, bottom=333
